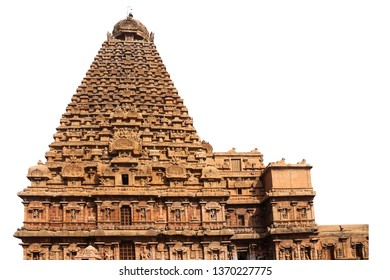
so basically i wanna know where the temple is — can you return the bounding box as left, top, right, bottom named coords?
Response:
left=14, top=14, right=368, bottom=260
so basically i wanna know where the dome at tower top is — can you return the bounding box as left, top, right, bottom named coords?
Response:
left=112, top=13, right=151, bottom=41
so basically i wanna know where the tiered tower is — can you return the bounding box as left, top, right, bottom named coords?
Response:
left=14, top=14, right=368, bottom=260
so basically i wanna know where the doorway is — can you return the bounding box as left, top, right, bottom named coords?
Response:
left=237, top=251, right=248, bottom=260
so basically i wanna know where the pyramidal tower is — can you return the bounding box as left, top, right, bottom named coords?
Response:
left=14, top=14, right=368, bottom=260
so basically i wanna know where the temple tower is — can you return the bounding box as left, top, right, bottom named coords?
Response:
left=14, top=14, right=368, bottom=260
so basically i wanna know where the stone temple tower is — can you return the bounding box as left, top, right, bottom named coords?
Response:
left=14, top=14, right=368, bottom=260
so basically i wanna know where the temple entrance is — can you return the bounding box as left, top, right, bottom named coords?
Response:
left=324, top=246, right=335, bottom=260
left=237, top=251, right=248, bottom=260
left=356, top=243, right=363, bottom=259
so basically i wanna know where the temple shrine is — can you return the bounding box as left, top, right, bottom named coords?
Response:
left=14, top=14, right=368, bottom=260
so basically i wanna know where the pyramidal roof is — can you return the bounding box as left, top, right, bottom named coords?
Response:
left=21, top=14, right=264, bottom=197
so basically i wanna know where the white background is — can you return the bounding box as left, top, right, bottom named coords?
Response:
left=0, top=0, right=388, bottom=278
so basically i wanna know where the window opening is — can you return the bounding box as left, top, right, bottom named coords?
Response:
left=120, top=205, right=131, bottom=225
left=237, top=214, right=245, bottom=226
left=122, top=174, right=129, bottom=185
left=231, top=159, right=242, bottom=171
left=120, top=241, right=135, bottom=260
left=237, top=251, right=248, bottom=260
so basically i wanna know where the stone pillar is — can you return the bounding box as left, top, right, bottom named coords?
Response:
left=60, top=243, right=69, bottom=260
left=273, top=239, right=281, bottom=260
left=191, top=244, right=197, bottom=260
left=95, top=242, right=105, bottom=259
left=199, top=201, right=206, bottom=223
left=166, top=242, right=175, bottom=260
left=131, top=201, right=139, bottom=223
left=79, top=201, right=86, bottom=228
left=231, top=244, right=237, bottom=260
left=21, top=243, right=29, bottom=260
left=134, top=242, right=142, bottom=260
left=340, top=237, right=349, bottom=259
left=290, top=201, right=297, bottom=222
left=60, top=201, right=68, bottom=228
left=149, top=242, right=158, bottom=260
left=249, top=244, right=257, bottom=260
left=363, top=239, right=369, bottom=259
left=53, top=203, right=61, bottom=221
left=95, top=201, right=102, bottom=223
left=309, top=201, right=315, bottom=220
left=183, top=242, right=192, bottom=260
left=270, top=201, right=278, bottom=223
left=220, top=201, right=227, bottom=224
left=165, top=201, right=172, bottom=223
left=158, top=203, right=165, bottom=222
left=112, top=201, right=120, bottom=223
left=52, top=246, right=62, bottom=260
left=41, top=243, right=51, bottom=260
left=160, top=244, right=166, bottom=260
left=221, top=241, right=230, bottom=260
left=148, top=200, right=156, bottom=222
left=201, top=241, right=210, bottom=260
left=294, top=239, right=302, bottom=260
left=311, top=238, right=319, bottom=260
left=43, top=201, right=51, bottom=223
left=112, top=242, right=120, bottom=260
left=22, top=201, right=30, bottom=223
left=190, top=203, right=197, bottom=222
left=183, top=201, right=190, bottom=222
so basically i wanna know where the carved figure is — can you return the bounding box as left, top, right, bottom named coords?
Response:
left=32, top=209, right=39, bottom=219
left=300, top=208, right=307, bottom=218
left=281, top=208, right=288, bottom=219
left=222, top=159, right=230, bottom=169
left=141, top=248, right=150, bottom=260
left=210, top=209, right=217, bottom=220
left=140, top=208, right=146, bottom=220
left=285, top=249, right=291, bottom=260
left=175, top=209, right=181, bottom=221
left=104, top=248, right=114, bottom=260
left=70, top=209, right=77, bottom=221
left=141, top=148, right=149, bottom=158
left=187, top=170, right=198, bottom=184
left=105, top=208, right=111, bottom=219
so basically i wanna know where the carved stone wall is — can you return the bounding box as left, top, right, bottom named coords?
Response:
left=14, top=14, right=368, bottom=260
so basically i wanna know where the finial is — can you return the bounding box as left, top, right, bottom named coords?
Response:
left=127, top=6, right=133, bottom=18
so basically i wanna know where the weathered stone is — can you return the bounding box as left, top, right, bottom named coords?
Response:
left=14, top=14, right=368, bottom=260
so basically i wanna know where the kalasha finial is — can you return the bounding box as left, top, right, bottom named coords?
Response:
left=127, top=6, right=133, bottom=18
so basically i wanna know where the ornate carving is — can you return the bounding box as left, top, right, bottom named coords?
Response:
left=62, top=162, right=85, bottom=178
left=104, top=247, right=114, bottom=260
left=278, top=207, right=290, bottom=219
left=205, top=201, right=221, bottom=210
left=75, top=245, right=102, bottom=260
left=136, top=163, right=152, bottom=177
left=186, top=170, right=199, bottom=184
left=166, top=164, right=187, bottom=179
left=234, top=178, right=245, bottom=188
left=201, top=165, right=221, bottom=179
left=140, top=247, right=151, bottom=260
left=14, top=13, right=368, bottom=262
left=110, top=128, right=142, bottom=154
left=27, top=160, right=51, bottom=180
left=201, top=141, right=213, bottom=155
